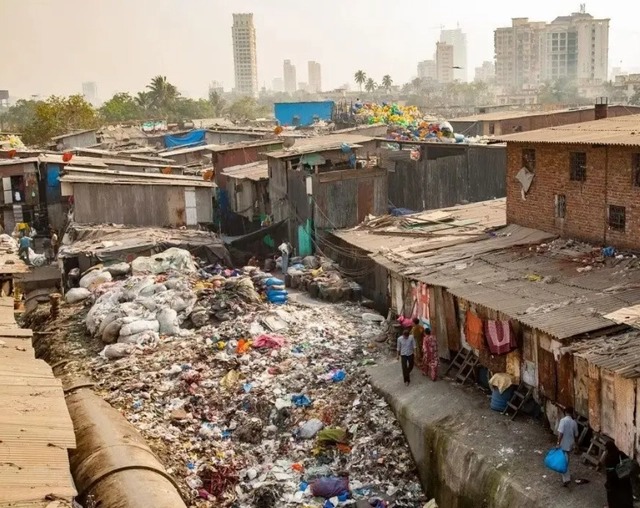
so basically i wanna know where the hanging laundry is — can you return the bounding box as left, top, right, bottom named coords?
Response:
left=464, top=310, right=485, bottom=350
left=484, top=320, right=517, bottom=355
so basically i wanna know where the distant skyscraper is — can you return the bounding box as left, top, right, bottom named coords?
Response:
left=440, top=28, right=467, bottom=81
left=417, top=60, right=437, bottom=81
left=436, top=43, right=454, bottom=84
left=272, top=78, right=284, bottom=92
left=232, top=13, right=258, bottom=97
left=308, top=61, right=322, bottom=93
left=283, top=60, right=297, bottom=94
left=474, top=61, right=495, bottom=83
left=82, top=82, right=98, bottom=104
left=495, top=11, right=609, bottom=91
left=209, top=81, right=224, bottom=94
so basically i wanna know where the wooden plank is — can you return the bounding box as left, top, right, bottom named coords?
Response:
left=537, top=346, right=557, bottom=402
left=573, top=356, right=590, bottom=418
left=613, top=375, right=636, bottom=457
left=600, top=370, right=615, bottom=438
left=442, top=290, right=459, bottom=357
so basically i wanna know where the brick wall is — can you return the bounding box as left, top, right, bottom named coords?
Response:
left=506, top=143, right=640, bottom=249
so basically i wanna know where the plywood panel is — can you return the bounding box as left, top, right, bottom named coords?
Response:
left=600, top=370, right=615, bottom=438
left=442, top=290, right=458, bottom=357
left=588, top=363, right=601, bottom=432
left=573, top=356, right=589, bottom=418
left=614, top=375, right=636, bottom=457
left=357, top=180, right=374, bottom=223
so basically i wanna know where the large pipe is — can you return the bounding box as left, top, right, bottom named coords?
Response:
left=65, top=387, right=187, bottom=508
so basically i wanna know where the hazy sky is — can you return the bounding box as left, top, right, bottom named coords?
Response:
left=2, top=0, right=638, bottom=100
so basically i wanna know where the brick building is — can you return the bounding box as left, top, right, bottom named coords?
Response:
left=501, top=114, right=640, bottom=250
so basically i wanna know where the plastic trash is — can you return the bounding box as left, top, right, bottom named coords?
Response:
left=298, top=418, right=324, bottom=439
left=120, top=319, right=160, bottom=338
left=362, top=313, right=385, bottom=323
left=331, top=370, right=347, bottom=383
left=264, top=277, right=284, bottom=287
left=157, top=308, right=180, bottom=336
left=311, top=476, right=349, bottom=499
left=291, top=394, right=312, bottom=407
left=65, top=287, right=91, bottom=303
left=105, top=262, right=131, bottom=277
left=544, top=448, right=568, bottom=474
left=100, top=343, right=133, bottom=360
left=253, top=334, right=286, bottom=349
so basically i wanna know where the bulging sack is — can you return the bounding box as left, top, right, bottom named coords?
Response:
left=544, top=448, right=568, bottom=474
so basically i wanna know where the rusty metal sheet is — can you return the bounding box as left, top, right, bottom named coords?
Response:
left=538, top=346, right=557, bottom=401
left=613, top=375, right=636, bottom=457
left=357, top=180, right=373, bottom=223
left=573, top=356, right=590, bottom=418
left=557, top=353, right=574, bottom=408
left=600, top=370, right=616, bottom=438
left=588, top=363, right=602, bottom=432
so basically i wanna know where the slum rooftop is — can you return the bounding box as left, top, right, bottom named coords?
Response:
left=59, top=167, right=215, bottom=188
left=450, top=105, right=640, bottom=123
left=333, top=199, right=506, bottom=255
left=266, top=133, right=375, bottom=158
left=374, top=222, right=640, bottom=340
left=221, top=161, right=268, bottom=181
left=499, top=114, right=640, bottom=146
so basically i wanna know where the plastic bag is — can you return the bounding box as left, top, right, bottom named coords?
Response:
left=157, top=308, right=180, bottom=336
left=120, top=319, right=160, bottom=338
left=253, top=334, right=286, bottom=349
left=65, top=287, right=91, bottom=303
left=298, top=418, right=324, bottom=439
left=310, top=476, right=349, bottom=499
left=544, top=448, right=568, bottom=474
left=105, top=262, right=131, bottom=277
left=100, top=343, right=133, bottom=360
left=80, top=270, right=113, bottom=289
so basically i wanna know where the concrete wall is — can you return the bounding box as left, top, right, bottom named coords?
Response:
left=506, top=143, right=640, bottom=249
left=72, top=183, right=213, bottom=227
left=57, top=131, right=98, bottom=150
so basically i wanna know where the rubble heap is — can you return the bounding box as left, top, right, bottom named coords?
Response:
left=59, top=248, right=426, bottom=507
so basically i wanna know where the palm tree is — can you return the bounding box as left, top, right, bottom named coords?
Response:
left=411, top=77, right=424, bottom=94
left=354, top=70, right=367, bottom=92
left=135, top=91, right=153, bottom=112
left=382, top=75, right=393, bottom=93
left=365, top=78, right=377, bottom=94
left=146, top=75, right=180, bottom=111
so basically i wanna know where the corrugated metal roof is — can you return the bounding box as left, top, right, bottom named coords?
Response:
left=158, top=143, right=219, bottom=157
left=61, top=167, right=214, bottom=187
left=499, top=114, right=640, bottom=146
left=333, top=199, right=506, bottom=254
left=0, top=297, right=76, bottom=506
left=451, top=106, right=598, bottom=123
left=564, top=330, right=640, bottom=378
left=221, top=161, right=268, bottom=181
left=266, top=134, right=374, bottom=159
left=208, top=139, right=283, bottom=152
left=0, top=157, right=39, bottom=166
left=373, top=224, right=640, bottom=340
left=51, top=128, right=98, bottom=140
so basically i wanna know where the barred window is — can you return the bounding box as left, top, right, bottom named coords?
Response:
left=522, top=149, right=536, bottom=172
left=608, top=205, right=626, bottom=232
left=570, top=152, right=587, bottom=181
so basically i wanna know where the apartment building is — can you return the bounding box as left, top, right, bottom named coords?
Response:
left=232, top=13, right=258, bottom=97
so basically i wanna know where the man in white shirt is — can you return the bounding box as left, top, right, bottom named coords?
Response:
left=556, top=406, right=579, bottom=486
left=396, top=329, right=416, bottom=386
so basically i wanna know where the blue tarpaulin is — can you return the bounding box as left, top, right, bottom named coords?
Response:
left=164, top=129, right=206, bottom=149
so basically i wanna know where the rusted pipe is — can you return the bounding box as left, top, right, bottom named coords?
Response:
left=65, top=387, right=187, bottom=508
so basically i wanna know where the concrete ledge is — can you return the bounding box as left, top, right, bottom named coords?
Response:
left=368, top=360, right=605, bottom=508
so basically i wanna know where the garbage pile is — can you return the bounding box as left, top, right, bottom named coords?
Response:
left=73, top=247, right=426, bottom=507
left=286, top=256, right=362, bottom=303
left=354, top=102, right=467, bottom=144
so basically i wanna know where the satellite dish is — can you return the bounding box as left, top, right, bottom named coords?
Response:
left=282, top=137, right=295, bottom=149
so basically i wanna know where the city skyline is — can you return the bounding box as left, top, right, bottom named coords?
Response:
left=0, top=0, right=637, bottom=99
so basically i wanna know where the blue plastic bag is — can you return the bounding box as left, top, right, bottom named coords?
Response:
left=291, top=394, right=312, bottom=407
left=331, top=370, right=346, bottom=383
left=544, top=448, right=568, bottom=474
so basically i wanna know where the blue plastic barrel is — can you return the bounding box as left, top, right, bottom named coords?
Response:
left=490, top=386, right=515, bottom=412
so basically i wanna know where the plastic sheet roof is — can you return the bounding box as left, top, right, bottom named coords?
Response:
left=499, top=114, right=640, bottom=146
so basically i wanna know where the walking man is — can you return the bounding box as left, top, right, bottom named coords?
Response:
left=556, top=406, right=579, bottom=487
left=397, top=329, right=415, bottom=386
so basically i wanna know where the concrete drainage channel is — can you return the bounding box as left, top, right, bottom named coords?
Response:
left=62, top=379, right=187, bottom=508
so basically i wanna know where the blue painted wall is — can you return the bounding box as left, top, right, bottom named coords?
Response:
left=274, top=101, right=334, bottom=127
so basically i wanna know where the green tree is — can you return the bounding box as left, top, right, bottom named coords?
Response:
left=382, top=75, right=393, bottom=93
left=354, top=70, right=367, bottom=92
left=146, top=75, right=180, bottom=112
left=365, top=78, right=377, bottom=94
left=411, top=77, right=424, bottom=94
left=538, top=78, right=587, bottom=105
left=227, top=97, right=268, bottom=121
left=208, top=90, right=227, bottom=117
left=630, top=86, right=640, bottom=106
left=1, top=99, right=39, bottom=131
left=135, top=91, right=153, bottom=115
left=20, top=95, right=99, bottom=146
left=100, top=93, right=141, bottom=123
